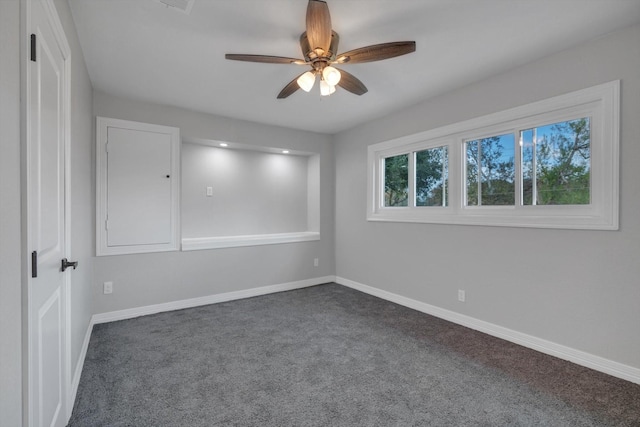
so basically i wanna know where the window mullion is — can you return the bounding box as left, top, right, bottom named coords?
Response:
left=442, top=150, right=447, bottom=207
left=477, top=140, right=482, bottom=206
left=409, top=152, right=416, bottom=207
left=532, top=127, right=537, bottom=205
left=515, top=130, right=523, bottom=207
left=378, top=155, right=385, bottom=210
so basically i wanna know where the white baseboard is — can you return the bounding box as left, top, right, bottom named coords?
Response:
left=336, top=276, right=640, bottom=385
left=69, top=317, right=94, bottom=412
left=92, top=275, right=336, bottom=324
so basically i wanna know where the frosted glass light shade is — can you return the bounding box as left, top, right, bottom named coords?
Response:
left=297, top=71, right=316, bottom=92
left=320, top=80, right=336, bottom=96
left=320, top=80, right=330, bottom=96
left=322, top=66, right=341, bottom=86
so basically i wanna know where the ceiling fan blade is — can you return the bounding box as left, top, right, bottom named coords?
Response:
left=225, top=54, right=306, bottom=65
left=335, top=68, right=368, bottom=96
left=335, top=41, right=416, bottom=64
left=277, top=73, right=307, bottom=99
left=306, top=0, right=332, bottom=54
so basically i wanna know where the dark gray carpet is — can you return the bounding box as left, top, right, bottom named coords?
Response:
left=68, top=283, right=640, bottom=426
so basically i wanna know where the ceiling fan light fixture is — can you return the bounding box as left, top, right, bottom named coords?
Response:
left=322, top=66, right=341, bottom=86
left=320, top=79, right=336, bottom=96
left=297, top=71, right=316, bottom=92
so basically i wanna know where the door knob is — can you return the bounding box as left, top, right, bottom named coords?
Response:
left=61, top=258, right=78, bottom=272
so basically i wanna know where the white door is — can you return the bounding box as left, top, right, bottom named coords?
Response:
left=27, top=0, right=71, bottom=426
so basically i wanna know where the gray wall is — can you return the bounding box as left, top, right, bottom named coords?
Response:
left=181, top=143, right=309, bottom=238
left=334, top=24, right=640, bottom=369
left=92, top=91, right=335, bottom=314
left=0, top=1, right=23, bottom=425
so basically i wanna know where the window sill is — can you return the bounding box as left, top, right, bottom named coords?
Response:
left=181, top=231, right=320, bottom=251
left=367, top=205, right=617, bottom=230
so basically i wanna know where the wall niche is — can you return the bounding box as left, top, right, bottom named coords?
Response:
left=180, top=138, right=320, bottom=250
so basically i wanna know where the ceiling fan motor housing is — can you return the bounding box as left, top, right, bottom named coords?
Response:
left=300, top=31, right=340, bottom=63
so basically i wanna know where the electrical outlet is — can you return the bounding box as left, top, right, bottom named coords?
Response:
left=103, top=281, right=113, bottom=294
left=206, top=186, right=213, bottom=197
left=314, top=258, right=319, bottom=267
left=458, top=289, right=465, bottom=302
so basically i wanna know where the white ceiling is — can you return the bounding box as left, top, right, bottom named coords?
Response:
left=68, top=0, right=640, bottom=134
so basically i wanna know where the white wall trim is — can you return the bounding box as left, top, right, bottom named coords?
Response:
left=92, top=275, right=335, bottom=324
left=335, top=276, right=640, bottom=385
left=181, top=231, right=320, bottom=251
left=96, top=116, right=181, bottom=256
left=69, top=319, right=93, bottom=409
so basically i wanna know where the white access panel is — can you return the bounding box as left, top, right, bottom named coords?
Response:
left=97, top=117, right=180, bottom=255
left=107, top=127, right=171, bottom=246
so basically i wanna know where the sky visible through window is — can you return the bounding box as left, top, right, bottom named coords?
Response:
left=465, top=118, right=590, bottom=206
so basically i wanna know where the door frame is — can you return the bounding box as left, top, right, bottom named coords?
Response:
left=23, top=0, right=73, bottom=424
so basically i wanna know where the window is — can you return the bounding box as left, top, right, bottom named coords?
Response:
left=384, top=147, right=449, bottom=207
left=367, top=81, right=619, bottom=230
left=416, top=146, right=448, bottom=207
left=382, top=147, right=449, bottom=209
left=520, top=118, right=590, bottom=206
left=384, top=154, right=409, bottom=207
left=465, top=134, right=515, bottom=206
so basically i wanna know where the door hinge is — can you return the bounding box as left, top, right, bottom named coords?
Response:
left=31, top=251, right=38, bottom=278
left=105, top=219, right=109, bottom=230
left=105, top=141, right=109, bottom=153
left=30, top=34, right=36, bottom=62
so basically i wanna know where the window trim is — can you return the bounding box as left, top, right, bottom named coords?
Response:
left=367, top=81, right=619, bottom=230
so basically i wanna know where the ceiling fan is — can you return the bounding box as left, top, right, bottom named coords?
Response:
left=225, top=0, right=416, bottom=99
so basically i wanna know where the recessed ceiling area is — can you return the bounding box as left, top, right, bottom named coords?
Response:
left=68, top=0, right=640, bottom=134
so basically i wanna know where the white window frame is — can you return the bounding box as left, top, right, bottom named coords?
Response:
left=367, top=81, right=619, bottom=230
